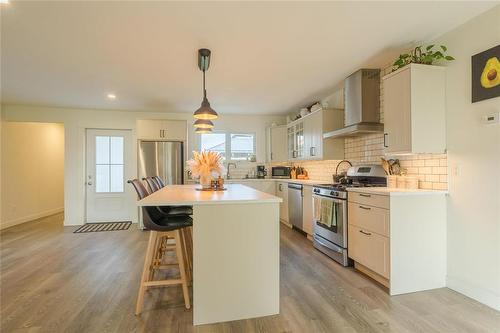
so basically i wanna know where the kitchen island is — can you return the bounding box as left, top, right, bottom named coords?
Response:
left=137, top=184, right=282, bottom=325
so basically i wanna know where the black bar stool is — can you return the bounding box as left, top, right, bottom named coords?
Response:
left=128, top=179, right=193, bottom=314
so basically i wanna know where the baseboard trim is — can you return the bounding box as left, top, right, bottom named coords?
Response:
left=1, top=207, right=64, bottom=230
left=447, top=276, right=500, bottom=311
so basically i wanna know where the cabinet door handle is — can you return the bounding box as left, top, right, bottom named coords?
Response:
left=359, top=193, right=371, bottom=198
left=160, top=129, right=163, bottom=138
left=271, top=152, right=273, bottom=160
left=359, top=205, right=371, bottom=210
left=279, top=183, right=282, bottom=191
left=383, top=133, right=388, bottom=148
left=359, top=230, right=372, bottom=236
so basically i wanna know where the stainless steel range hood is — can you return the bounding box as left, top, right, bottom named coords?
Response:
left=324, top=69, right=383, bottom=139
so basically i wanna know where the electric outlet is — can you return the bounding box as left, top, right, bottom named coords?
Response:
left=482, top=111, right=499, bottom=125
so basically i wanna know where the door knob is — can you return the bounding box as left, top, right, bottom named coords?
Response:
left=87, top=181, right=92, bottom=185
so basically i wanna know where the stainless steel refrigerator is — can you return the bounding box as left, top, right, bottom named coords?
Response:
left=138, top=141, right=184, bottom=186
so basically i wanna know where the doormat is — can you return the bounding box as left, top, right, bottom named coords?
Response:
left=73, top=221, right=132, bottom=233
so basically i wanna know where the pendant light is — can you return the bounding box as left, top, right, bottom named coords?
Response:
left=193, top=119, right=214, bottom=129
left=195, top=127, right=212, bottom=134
left=193, top=49, right=218, bottom=120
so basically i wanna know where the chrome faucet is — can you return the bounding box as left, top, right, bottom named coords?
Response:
left=226, top=163, right=237, bottom=179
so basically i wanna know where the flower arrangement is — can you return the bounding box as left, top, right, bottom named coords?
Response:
left=187, top=151, right=226, bottom=188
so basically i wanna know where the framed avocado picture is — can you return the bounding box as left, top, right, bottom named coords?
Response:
left=472, top=44, right=500, bottom=103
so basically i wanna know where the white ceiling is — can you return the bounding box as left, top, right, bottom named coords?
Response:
left=1, top=1, right=497, bottom=115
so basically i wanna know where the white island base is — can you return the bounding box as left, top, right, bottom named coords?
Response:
left=193, top=203, right=279, bottom=325
left=137, top=184, right=281, bottom=325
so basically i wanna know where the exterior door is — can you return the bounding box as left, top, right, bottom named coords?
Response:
left=86, top=129, right=133, bottom=223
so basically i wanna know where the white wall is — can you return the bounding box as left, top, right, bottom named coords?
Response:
left=433, top=5, right=500, bottom=310
left=1, top=122, right=65, bottom=229
left=1, top=104, right=285, bottom=226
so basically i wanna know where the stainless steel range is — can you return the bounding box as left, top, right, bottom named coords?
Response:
left=312, top=165, right=386, bottom=266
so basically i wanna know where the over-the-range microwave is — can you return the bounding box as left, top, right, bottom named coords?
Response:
left=271, top=166, right=291, bottom=179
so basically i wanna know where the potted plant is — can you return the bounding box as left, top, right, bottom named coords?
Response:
left=187, top=151, right=226, bottom=189
left=392, top=45, right=455, bottom=71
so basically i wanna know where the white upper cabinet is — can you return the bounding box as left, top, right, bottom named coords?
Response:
left=288, top=121, right=305, bottom=160
left=382, top=64, right=446, bottom=154
left=137, top=119, right=187, bottom=141
left=299, top=108, right=344, bottom=161
left=303, top=110, right=323, bottom=159
left=266, top=125, right=288, bottom=162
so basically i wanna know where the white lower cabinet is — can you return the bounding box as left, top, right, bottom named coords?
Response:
left=348, top=225, right=390, bottom=279
left=302, top=185, right=313, bottom=236
left=276, top=182, right=289, bottom=223
left=347, top=190, right=447, bottom=295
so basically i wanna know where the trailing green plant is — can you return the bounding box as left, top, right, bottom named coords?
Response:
left=392, top=45, right=455, bottom=71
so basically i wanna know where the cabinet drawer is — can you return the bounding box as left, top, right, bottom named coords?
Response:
left=348, top=192, right=389, bottom=209
left=348, top=225, right=390, bottom=279
left=348, top=202, right=389, bottom=237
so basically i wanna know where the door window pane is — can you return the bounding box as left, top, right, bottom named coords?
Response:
left=110, top=165, right=124, bottom=192
left=95, top=135, right=124, bottom=193
left=200, top=133, right=226, bottom=159
left=230, top=133, right=255, bottom=161
left=96, top=136, right=110, bottom=164
left=110, top=137, right=124, bottom=164
left=96, top=165, right=110, bottom=192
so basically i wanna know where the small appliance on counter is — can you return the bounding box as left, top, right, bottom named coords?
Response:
left=312, top=164, right=386, bottom=266
left=256, top=165, right=267, bottom=179
left=271, top=166, right=291, bottom=179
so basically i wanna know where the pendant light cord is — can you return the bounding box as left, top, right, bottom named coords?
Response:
left=203, top=69, right=207, bottom=99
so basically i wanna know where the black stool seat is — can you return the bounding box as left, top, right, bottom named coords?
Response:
left=147, top=213, right=193, bottom=232
left=164, top=206, right=194, bottom=216
left=143, top=206, right=192, bottom=232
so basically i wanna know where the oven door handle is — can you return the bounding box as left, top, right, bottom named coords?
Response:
left=314, top=235, right=343, bottom=253
left=312, top=194, right=345, bottom=205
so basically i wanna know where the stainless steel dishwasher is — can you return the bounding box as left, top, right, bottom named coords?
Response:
left=288, top=183, right=303, bottom=230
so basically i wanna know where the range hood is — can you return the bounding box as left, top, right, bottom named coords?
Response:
left=324, top=68, right=383, bottom=139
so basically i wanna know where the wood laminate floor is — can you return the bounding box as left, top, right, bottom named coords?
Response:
left=1, top=213, right=499, bottom=333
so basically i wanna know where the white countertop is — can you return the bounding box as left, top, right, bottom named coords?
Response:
left=137, top=184, right=282, bottom=206
left=227, top=178, right=325, bottom=186
left=187, top=178, right=449, bottom=195
left=347, top=187, right=448, bottom=196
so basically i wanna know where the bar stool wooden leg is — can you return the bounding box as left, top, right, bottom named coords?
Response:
left=185, top=227, right=193, bottom=279
left=180, top=229, right=191, bottom=284
left=149, top=234, right=161, bottom=280
left=175, top=229, right=191, bottom=309
left=136, top=230, right=158, bottom=315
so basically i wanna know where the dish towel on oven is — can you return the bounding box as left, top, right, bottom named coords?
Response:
left=320, top=200, right=336, bottom=227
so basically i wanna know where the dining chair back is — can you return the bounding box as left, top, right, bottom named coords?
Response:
left=144, top=177, right=160, bottom=193
left=153, top=176, right=166, bottom=188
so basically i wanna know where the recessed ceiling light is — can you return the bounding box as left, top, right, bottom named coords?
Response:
left=107, top=93, right=116, bottom=100
left=0, top=0, right=9, bottom=4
